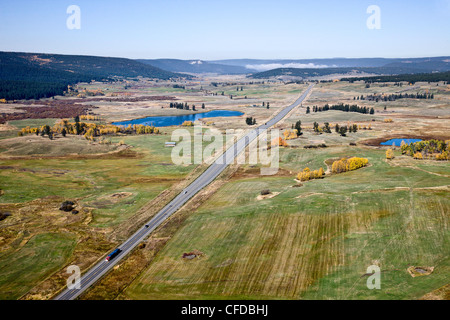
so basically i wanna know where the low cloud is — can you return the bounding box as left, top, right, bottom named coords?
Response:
left=245, top=63, right=333, bottom=72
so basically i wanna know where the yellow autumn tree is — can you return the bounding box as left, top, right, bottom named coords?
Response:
left=318, top=167, right=324, bottom=177
left=386, top=148, right=394, bottom=160
left=297, top=167, right=324, bottom=182
left=332, top=157, right=368, bottom=174
left=413, top=152, right=423, bottom=159
left=272, top=137, right=288, bottom=147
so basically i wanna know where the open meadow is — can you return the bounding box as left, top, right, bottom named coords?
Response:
left=117, top=79, right=450, bottom=300
left=121, top=145, right=449, bottom=300
left=0, top=78, right=449, bottom=300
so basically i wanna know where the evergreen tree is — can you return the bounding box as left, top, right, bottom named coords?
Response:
left=294, top=120, right=302, bottom=136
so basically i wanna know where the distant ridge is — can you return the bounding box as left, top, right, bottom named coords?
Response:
left=137, top=59, right=249, bottom=75
left=136, top=56, right=450, bottom=77
left=212, top=56, right=450, bottom=73
left=0, top=51, right=189, bottom=100
left=246, top=57, right=450, bottom=79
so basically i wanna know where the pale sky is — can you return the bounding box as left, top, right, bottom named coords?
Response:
left=0, top=0, right=449, bottom=60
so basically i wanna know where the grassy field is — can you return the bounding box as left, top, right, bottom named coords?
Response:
left=0, top=79, right=448, bottom=300
left=0, top=233, right=76, bottom=300
left=118, top=79, right=449, bottom=300
left=122, top=145, right=449, bottom=300
left=0, top=133, right=196, bottom=228
left=0, top=124, right=208, bottom=298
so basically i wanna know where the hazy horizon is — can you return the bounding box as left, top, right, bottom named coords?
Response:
left=2, top=49, right=450, bottom=61
left=1, top=0, right=449, bottom=60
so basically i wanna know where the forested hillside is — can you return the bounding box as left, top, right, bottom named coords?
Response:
left=249, top=66, right=450, bottom=79
left=138, top=59, right=249, bottom=74
left=0, top=52, right=188, bottom=100
left=341, top=71, right=450, bottom=84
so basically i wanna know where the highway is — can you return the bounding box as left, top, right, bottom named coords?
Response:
left=55, top=83, right=314, bottom=300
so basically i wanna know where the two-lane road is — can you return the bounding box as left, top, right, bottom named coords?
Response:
left=55, top=84, right=314, bottom=300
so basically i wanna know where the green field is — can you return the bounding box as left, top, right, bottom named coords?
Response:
left=0, top=233, right=76, bottom=300
left=122, top=146, right=450, bottom=299
left=0, top=126, right=206, bottom=298
left=0, top=131, right=200, bottom=227
left=0, top=79, right=448, bottom=300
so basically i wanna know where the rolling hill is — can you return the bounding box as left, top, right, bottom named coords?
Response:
left=0, top=52, right=188, bottom=100
left=248, top=57, right=450, bottom=80
left=137, top=59, right=249, bottom=75
left=213, top=56, right=450, bottom=73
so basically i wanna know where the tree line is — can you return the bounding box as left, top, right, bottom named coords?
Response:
left=308, top=103, right=375, bottom=115
left=401, top=139, right=449, bottom=160
left=18, top=116, right=160, bottom=141
left=331, top=157, right=369, bottom=174
left=342, top=71, right=450, bottom=84
left=354, top=92, right=434, bottom=102
left=169, top=102, right=206, bottom=111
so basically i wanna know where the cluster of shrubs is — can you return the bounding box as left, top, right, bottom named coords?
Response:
left=297, top=167, right=325, bottom=182
left=283, top=129, right=298, bottom=140
left=182, top=121, right=194, bottom=126
left=401, top=140, right=449, bottom=161
left=331, top=157, right=369, bottom=174
left=76, top=89, right=105, bottom=98
left=312, top=122, right=366, bottom=136
left=304, top=144, right=327, bottom=149
left=170, top=102, right=205, bottom=111
left=246, top=117, right=256, bottom=125
left=272, top=137, right=288, bottom=147
left=79, top=115, right=101, bottom=121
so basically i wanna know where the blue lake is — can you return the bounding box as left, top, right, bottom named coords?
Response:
left=112, top=110, right=244, bottom=127
left=380, top=138, right=422, bottom=147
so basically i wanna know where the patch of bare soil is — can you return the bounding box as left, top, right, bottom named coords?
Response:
left=0, top=123, right=17, bottom=131
left=352, top=187, right=410, bottom=194
left=182, top=249, right=205, bottom=260
left=407, top=266, right=434, bottom=277
left=295, top=192, right=324, bottom=199
left=81, top=95, right=177, bottom=103
left=109, top=192, right=133, bottom=202
left=0, top=101, right=96, bottom=124
left=231, top=166, right=292, bottom=180
left=256, top=192, right=280, bottom=201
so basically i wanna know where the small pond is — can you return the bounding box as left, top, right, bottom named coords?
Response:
left=380, top=138, right=422, bottom=147
left=112, top=110, right=244, bottom=128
